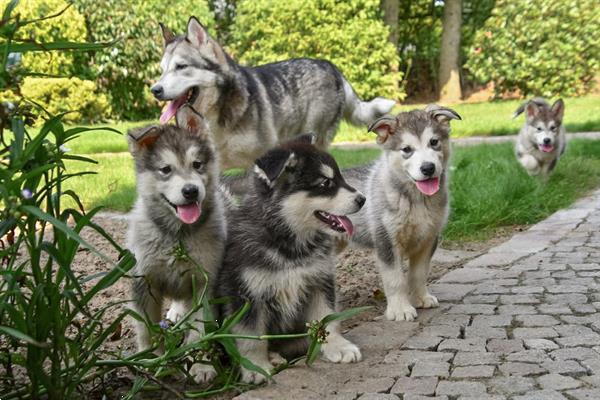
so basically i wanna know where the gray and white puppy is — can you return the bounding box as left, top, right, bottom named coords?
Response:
left=152, top=16, right=395, bottom=169
left=216, top=135, right=366, bottom=384
left=514, top=98, right=566, bottom=177
left=347, top=105, right=460, bottom=321
left=127, top=106, right=226, bottom=382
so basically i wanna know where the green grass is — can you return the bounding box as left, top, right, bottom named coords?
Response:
left=63, top=139, right=600, bottom=243
left=37, top=95, right=600, bottom=154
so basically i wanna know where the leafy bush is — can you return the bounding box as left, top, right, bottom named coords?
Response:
left=74, top=0, right=215, bottom=120
left=229, top=0, right=403, bottom=100
left=21, top=77, right=111, bottom=123
left=465, top=0, right=600, bottom=98
left=0, top=0, right=88, bottom=76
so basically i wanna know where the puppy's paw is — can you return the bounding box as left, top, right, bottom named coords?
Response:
left=385, top=302, right=418, bottom=321
left=268, top=351, right=287, bottom=367
left=322, top=337, right=362, bottom=363
left=412, top=292, right=439, bottom=309
left=166, top=301, right=188, bottom=322
left=240, top=364, right=271, bottom=384
left=190, top=363, right=217, bottom=384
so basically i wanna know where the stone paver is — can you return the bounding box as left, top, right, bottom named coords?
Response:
left=234, top=189, right=600, bottom=399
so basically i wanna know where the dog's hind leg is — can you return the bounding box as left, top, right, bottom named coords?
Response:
left=132, top=278, right=163, bottom=352
left=306, top=287, right=361, bottom=363
left=408, top=240, right=439, bottom=309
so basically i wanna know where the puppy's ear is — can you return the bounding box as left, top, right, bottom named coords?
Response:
left=187, top=16, right=208, bottom=47
left=525, top=101, right=540, bottom=120
left=128, top=125, right=161, bottom=154
left=254, top=149, right=297, bottom=188
left=368, top=116, right=397, bottom=145
left=426, top=104, right=461, bottom=126
left=176, top=105, right=209, bottom=138
left=159, top=22, right=175, bottom=48
left=551, top=99, right=565, bottom=122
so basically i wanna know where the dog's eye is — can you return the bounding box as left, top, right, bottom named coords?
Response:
left=159, top=166, right=172, bottom=175
left=318, top=178, right=332, bottom=188
left=401, top=146, right=413, bottom=154
left=430, top=138, right=439, bottom=147
left=175, top=63, right=188, bottom=71
left=192, top=161, right=204, bottom=170
left=537, top=127, right=543, bottom=131
left=549, top=125, right=556, bottom=131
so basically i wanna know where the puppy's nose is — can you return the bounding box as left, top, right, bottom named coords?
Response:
left=543, top=137, right=551, bottom=145
left=355, top=194, right=366, bottom=209
left=420, top=162, right=436, bottom=177
left=182, top=184, right=199, bottom=200
left=151, top=85, right=164, bottom=99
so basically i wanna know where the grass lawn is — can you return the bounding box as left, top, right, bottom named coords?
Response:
left=42, top=95, right=600, bottom=154
left=64, top=139, right=600, bottom=243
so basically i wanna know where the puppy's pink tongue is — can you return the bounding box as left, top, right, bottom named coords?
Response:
left=335, top=215, right=354, bottom=236
left=176, top=203, right=201, bottom=224
left=159, top=96, right=186, bottom=124
left=415, top=177, right=440, bottom=196
left=540, top=144, right=554, bottom=153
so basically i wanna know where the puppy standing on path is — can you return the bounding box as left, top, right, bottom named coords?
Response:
left=514, top=98, right=566, bottom=177
left=347, top=105, right=461, bottom=321
left=127, top=106, right=225, bottom=382
left=216, top=135, right=366, bottom=383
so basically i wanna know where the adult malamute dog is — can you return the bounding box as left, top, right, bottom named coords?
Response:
left=152, top=17, right=395, bottom=169
left=127, top=106, right=226, bottom=382
left=347, top=105, right=460, bottom=321
left=514, top=98, right=566, bottom=177
left=216, top=135, right=366, bottom=383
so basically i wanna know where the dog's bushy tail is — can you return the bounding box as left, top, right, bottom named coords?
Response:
left=513, top=97, right=550, bottom=119
left=343, top=80, right=396, bottom=126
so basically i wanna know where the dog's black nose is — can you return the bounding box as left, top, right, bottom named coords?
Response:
left=543, top=137, right=551, bottom=145
left=151, top=85, right=164, bottom=99
left=182, top=184, right=199, bottom=200
left=355, top=194, right=366, bottom=209
left=420, top=162, right=436, bottom=177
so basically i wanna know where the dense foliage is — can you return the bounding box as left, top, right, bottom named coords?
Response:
left=466, top=0, right=600, bottom=98
left=229, top=0, right=403, bottom=100
left=74, top=0, right=215, bottom=120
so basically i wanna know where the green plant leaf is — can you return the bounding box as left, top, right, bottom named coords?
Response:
left=0, top=325, right=48, bottom=347
left=320, top=306, right=372, bottom=325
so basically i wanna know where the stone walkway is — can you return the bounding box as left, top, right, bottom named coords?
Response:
left=235, top=188, right=600, bottom=400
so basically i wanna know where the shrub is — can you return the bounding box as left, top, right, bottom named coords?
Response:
left=465, top=0, right=600, bottom=98
left=74, top=0, right=215, bottom=120
left=21, top=77, right=111, bottom=123
left=0, top=0, right=88, bottom=76
left=229, top=0, right=403, bottom=100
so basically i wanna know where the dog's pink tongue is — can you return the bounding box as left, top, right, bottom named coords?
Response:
left=415, top=177, right=440, bottom=196
left=540, top=144, right=554, bottom=153
left=176, top=203, right=201, bottom=224
left=159, top=96, right=187, bottom=124
left=335, top=215, right=354, bottom=236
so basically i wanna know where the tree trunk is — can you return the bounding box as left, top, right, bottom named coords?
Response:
left=438, top=0, right=462, bottom=102
left=381, top=0, right=399, bottom=48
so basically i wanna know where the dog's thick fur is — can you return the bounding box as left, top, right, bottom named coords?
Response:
left=152, top=17, right=395, bottom=169
left=127, top=106, right=225, bottom=382
left=514, top=97, right=566, bottom=177
left=215, top=135, right=366, bottom=383
left=346, top=105, right=460, bottom=321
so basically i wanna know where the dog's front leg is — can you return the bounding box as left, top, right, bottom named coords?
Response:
left=184, top=309, right=218, bottom=384
left=408, top=242, right=439, bottom=309
left=307, top=285, right=361, bottom=363
left=233, top=316, right=272, bottom=384
left=378, top=257, right=418, bottom=321
left=132, top=277, right=163, bottom=353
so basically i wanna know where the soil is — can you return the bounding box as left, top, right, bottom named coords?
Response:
left=6, top=212, right=514, bottom=398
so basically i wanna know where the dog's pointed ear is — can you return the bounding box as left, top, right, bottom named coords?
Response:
left=426, top=104, right=461, bottom=126
left=187, top=16, right=208, bottom=47
left=176, top=105, right=208, bottom=138
left=551, top=99, right=565, bottom=122
left=128, top=125, right=162, bottom=154
left=254, top=149, right=297, bottom=188
left=368, top=116, right=397, bottom=145
left=525, top=101, right=541, bottom=120
left=159, top=22, right=175, bottom=47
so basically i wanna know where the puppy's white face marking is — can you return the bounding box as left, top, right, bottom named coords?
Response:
left=320, top=164, right=334, bottom=179
left=527, top=121, right=560, bottom=147
left=387, top=127, right=444, bottom=182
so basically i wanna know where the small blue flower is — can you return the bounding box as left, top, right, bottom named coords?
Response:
left=159, top=320, right=169, bottom=329
left=21, top=188, right=33, bottom=199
